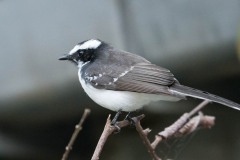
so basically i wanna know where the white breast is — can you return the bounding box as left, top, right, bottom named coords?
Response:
left=78, top=70, right=180, bottom=112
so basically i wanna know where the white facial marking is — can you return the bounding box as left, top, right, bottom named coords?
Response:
left=78, top=61, right=89, bottom=69
left=69, top=39, right=101, bottom=55
left=80, top=39, right=101, bottom=49
left=69, top=45, right=81, bottom=55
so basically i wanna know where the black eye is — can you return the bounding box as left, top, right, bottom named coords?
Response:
left=77, top=50, right=84, bottom=55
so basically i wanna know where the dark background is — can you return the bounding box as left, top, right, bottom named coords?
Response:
left=0, top=0, right=240, bottom=159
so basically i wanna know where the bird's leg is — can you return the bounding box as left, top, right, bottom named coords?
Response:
left=111, top=110, right=122, bottom=133
left=124, top=112, right=131, bottom=120
left=111, top=109, right=122, bottom=126
left=124, top=112, right=135, bottom=126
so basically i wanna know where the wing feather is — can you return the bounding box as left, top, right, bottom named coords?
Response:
left=85, top=62, right=183, bottom=98
left=119, top=63, right=175, bottom=86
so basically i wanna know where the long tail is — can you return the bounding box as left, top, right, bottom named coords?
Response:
left=169, top=84, right=240, bottom=111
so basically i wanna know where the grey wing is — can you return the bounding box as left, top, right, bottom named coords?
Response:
left=113, top=63, right=178, bottom=96
left=85, top=62, right=184, bottom=98
left=121, top=63, right=175, bottom=86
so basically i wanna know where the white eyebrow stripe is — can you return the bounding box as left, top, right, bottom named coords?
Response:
left=79, top=39, right=101, bottom=50
left=69, top=45, right=81, bottom=55
left=68, top=39, right=101, bottom=55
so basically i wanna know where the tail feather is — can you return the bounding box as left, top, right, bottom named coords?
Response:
left=169, top=84, right=240, bottom=111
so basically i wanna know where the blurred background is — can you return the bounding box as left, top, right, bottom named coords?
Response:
left=1, top=0, right=240, bottom=159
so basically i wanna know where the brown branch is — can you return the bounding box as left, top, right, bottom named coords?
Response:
left=152, top=100, right=211, bottom=149
left=175, top=112, right=215, bottom=137
left=159, top=100, right=210, bottom=138
left=134, top=118, right=161, bottom=160
left=134, top=100, right=214, bottom=160
left=62, top=108, right=91, bottom=160
left=91, top=100, right=214, bottom=160
left=91, top=114, right=145, bottom=160
left=151, top=113, right=215, bottom=149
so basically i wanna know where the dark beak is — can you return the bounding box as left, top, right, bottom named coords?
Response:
left=58, top=54, right=69, bottom=60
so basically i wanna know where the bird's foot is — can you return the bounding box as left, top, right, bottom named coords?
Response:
left=112, top=124, right=121, bottom=133
left=111, top=110, right=122, bottom=125
left=124, top=112, right=135, bottom=127
left=111, top=110, right=122, bottom=133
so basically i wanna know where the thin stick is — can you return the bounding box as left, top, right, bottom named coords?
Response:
left=148, top=113, right=215, bottom=147
left=91, top=115, right=112, bottom=160
left=159, top=100, right=210, bottom=138
left=91, top=100, right=213, bottom=160
left=188, top=100, right=210, bottom=117
left=91, top=114, right=145, bottom=160
left=135, top=100, right=213, bottom=160
left=135, top=119, right=161, bottom=160
left=62, top=108, right=91, bottom=160
left=152, top=100, right=210, bottom=149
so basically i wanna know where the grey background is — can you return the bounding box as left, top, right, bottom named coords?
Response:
left=0, top=0, right=240, bottom=159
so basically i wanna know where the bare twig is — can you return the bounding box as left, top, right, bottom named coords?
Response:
left=159, top=100, right=210, bottom=138
left=175, top=112, right=215, bottom=137
left=91, top=114, right=145, bottom=160
left=134, top=118, right=161, bottom=160
left=151, top=101, right=211, bottom=150
left=135, top=100, right=214, bottom=160
left=188, top=100, right=210, bottom=117
left=91, top=100, right=214, bottom=160
left=152, top=113, right=215, bottom=148
left=62, top=108, right=91, bottom=160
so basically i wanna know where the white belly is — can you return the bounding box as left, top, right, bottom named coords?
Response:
left=78, top=71, right=180, bottom=112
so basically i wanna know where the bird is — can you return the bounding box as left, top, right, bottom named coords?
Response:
left=59, top=39, right=240, bottom=123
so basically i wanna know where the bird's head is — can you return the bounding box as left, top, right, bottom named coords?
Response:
left=59, top=39, right=103, bottom=66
